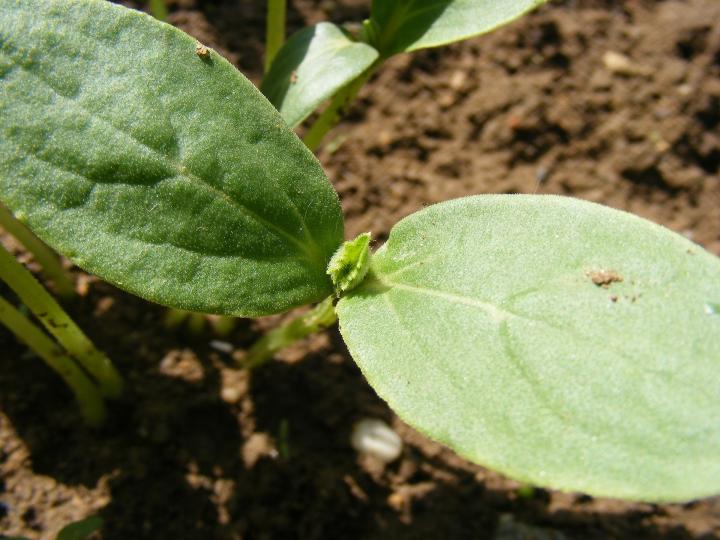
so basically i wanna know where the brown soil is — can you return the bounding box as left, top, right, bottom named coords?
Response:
left=2, top=0, right=720, bottom=538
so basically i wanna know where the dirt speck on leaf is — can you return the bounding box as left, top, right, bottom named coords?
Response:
left=588, top=270, right=624, bottom=288
left=195, top=42, right=210, bottom=58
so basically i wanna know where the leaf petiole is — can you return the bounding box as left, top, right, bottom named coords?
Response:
left=243, top=296, right=337, bottom=369
left=302, top=61, right=379, bottom=151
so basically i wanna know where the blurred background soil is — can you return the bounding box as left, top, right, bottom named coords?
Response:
left=1, top=0, right=719, bottom=538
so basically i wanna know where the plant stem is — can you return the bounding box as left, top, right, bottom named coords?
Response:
left=243, top=296, right=337, bottom=369
left=0, top=244, right=123, bottom=398
left=0, top=295, right=106, bottom=426
left=302, top=63, right=378, bottom=152
left=164, top=308, right=190, bottom=329
left=264, top=0, right=286, bottom=74
left=208, top=314, right=236, bottom=337
left=0, top=204, right=75, bottom=299
left=148, top=0, right=168, bottom=21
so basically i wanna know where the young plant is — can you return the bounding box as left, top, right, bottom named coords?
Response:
left=1, top=0, right=719, bottom=503
left=261, top=0, right=547, bottom=149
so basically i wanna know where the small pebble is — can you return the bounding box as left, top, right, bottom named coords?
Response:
left=220, top=385, right=242, bottom=404
left=602, top=51, right=641, bottom=76
left=209, top=340, right=233, bottom=354
left=351, top=418, right=403, bottom=463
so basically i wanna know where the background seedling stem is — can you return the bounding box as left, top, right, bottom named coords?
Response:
left=0, top=296, right=106, bottom=426
left=0, top=205, right=75, bottom=299
left=0, top=244, right=123, bottom=398
left=303, top=64, right=377, bottom=151
left=265, top=0, right=286, bottom=74
left=148, top=0, right=168, bottom=21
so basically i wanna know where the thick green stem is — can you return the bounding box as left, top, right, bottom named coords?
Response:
left=208, top=314, right=236, bottom=337
left=244, top=296, right=337, bottom=369
left=0, top=244, right=123, bottom=398
left=148, top=0, right=168, bottom=21
left=0, top=204, right=75, bottom=299
left=302, top=64, right=378, bottom=152
left=264, top=0, right=286, bottom=74
left=0, top=295, right=106, bottom=426
left=164, top=307, right=190, bottom=329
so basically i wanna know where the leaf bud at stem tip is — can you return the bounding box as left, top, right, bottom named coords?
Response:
left=327, top=232, right=372, bottom=296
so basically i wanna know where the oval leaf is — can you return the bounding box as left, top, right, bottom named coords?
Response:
left=261, top=22, right=379, bottom=128
left=0, top=0, right=343, bottom=316
left=370, top=0, right=547, bottom=56
left=337, top=195, right=720, bottom=501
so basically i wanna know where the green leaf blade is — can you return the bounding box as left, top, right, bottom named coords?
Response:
left=0, top=0, right=343, bottom=316
left=261, top=22, right=379, bottom=128
left=337, top=195, right=720, bottom=501
left=370, top=0, right=547, bottom=56
left=57, top=516, right=103, bottom=540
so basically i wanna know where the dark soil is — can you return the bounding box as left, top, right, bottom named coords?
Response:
left=2, top=0, right=720, bottom=538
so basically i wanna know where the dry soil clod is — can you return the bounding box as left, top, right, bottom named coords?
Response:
left=588, top=270, right=624, bottom=288
left=195, top=42, right=210, bottom=58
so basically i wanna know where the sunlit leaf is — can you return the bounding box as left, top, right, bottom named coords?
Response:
left=338, top=195, right=720, bottom=501
left=262, top=22, right=379, bottom=128
left=370, top=0, right=547, bottom=55
left=0, top=0, right=343, bottom=316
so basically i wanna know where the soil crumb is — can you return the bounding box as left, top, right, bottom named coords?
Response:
left=588, top=270, right=624, bottom=288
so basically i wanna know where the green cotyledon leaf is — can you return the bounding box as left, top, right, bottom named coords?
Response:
left=369, top=0, right=548, bottom=57
left=337, top=195, right=720, bottom=502
left=0, top=0, right=343, bottom=316
left=261, top=22, right=379, bottom=128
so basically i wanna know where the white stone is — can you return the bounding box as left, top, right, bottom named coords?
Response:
left=350, top=418, right=403, bottom=463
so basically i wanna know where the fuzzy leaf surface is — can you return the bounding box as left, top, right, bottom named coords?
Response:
left=370, top=0, right=547, bottom=56
left=337, top=195, right=720, bottom=501
left=261, top=22, right=379, bottom=128
left=0, top=0, right=343, bottom=316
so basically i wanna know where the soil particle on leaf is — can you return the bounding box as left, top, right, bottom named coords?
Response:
left=195, top=42, right=210, bottom=58
left=588, top=269, right=624, bottom=288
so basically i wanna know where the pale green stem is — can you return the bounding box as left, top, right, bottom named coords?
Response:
left=164, top=308, right=190, bottom=329
left=0, top=244, right=123, bottom=398
left=0, top=204, right=75, bottom=299
left=148, top=0, right=168, bottom=21
left=187, top=312, right=206, bottom=335
left=0, top=295, right=106, bottom=426
left=265, top=0, right=287, bottom=73
left=243, top=296, right=337, bottom=369
left=208, top=314, right=236, bottom=337
left=303, top=64, right=378, bottom=152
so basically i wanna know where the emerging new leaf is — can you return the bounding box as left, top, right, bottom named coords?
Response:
left=327, top=232, right=372, bottom=295
left=261, top=23, right=379, bottom=128
left=0, top=0, right=344, bottom=316
left=337, top=195, right=720, bottom=502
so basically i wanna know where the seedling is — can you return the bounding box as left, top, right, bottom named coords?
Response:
left=1, top=0, right=719, bottom=502
left=261, top=0, right=547, bottom=148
